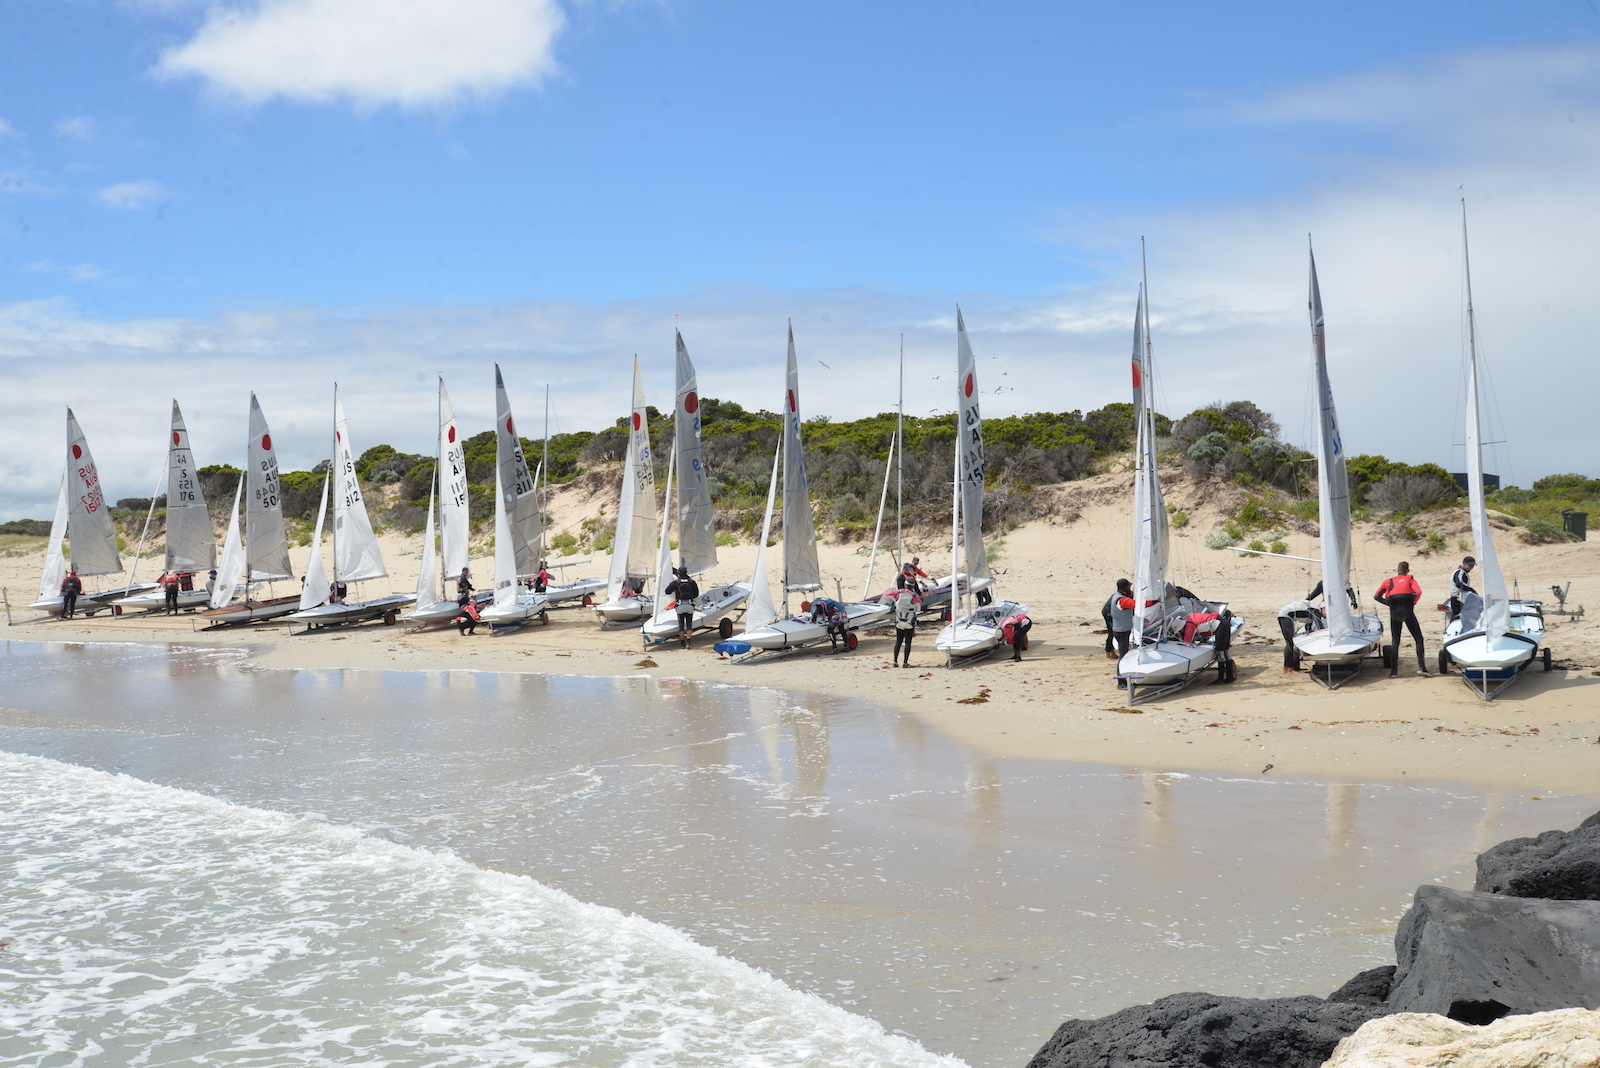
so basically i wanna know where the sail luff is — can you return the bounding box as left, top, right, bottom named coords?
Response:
left=494, top=365, right=542, bottom=577
left=492, top=448, right=518, bottom=608
left=1461, top=204, right=1510, bottom=640
left=782, top=322, right=822, bottom=592
left=743, top=440, right=784, bottom=631
left=673, top=332, right=718, bottom=576
left=1129, top=288, right=1162, bottom=643
left=1309, top=248, right=1355, bottom=643
left=955, top=309, right=991, bottom=580
left=298, top=476, right=330, bottom=610
left=415, top=487, right=438, bottom=606
left=437, top=379, right=470, bottom=585
left=246, top=394, right=295, bottom=581
left=38, top=471, right=69, bottom=601
left=647, top=443, right=677, bottom=627
left=625, top=358, right=657, bottom=578
left=65, top=409, right=123, bottom=577
left=164, top=400, right=216, bottom=570
left=211, top=479, right=245, bottom=609
left=605, top=416, right=637, bottom=602
left=332, top=390, right=387, bottom=583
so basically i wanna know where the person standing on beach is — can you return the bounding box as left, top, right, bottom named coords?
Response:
left=1448, top=556, right=1476, bottom=621
left=664, top=566, right=699, bottom=648
left=896, top=562, right=922, bottom=594
left=456, top=567, right=474, bottom=606
left=1375, top=562, right=1431, bottom=678
left=161, top=570, right=181, bottom=615
left=891, top=588, right=918, bottom=667
left=1109, top=578, right=1134, bottom=654
left=60, top=571, right=81, bottom=619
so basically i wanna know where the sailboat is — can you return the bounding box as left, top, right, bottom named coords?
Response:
left=594, top=359, right=660, bottom=624
left=286, top=388, right=416, bottom=629
left=30, top=410, right=144, bottom=616
left=209, top=479, right=245, bottom=611
left=1115, top=254, right=1243, bottom=701
left=936, top=309, right=1022, bottom=659
left=479, top=366, right=550, bottom=627
left=530, top=386, right=609, bottom=608
left=1288, top=244, right=1386, bottom=686
left=1439, top=203, right=1550, bottom=698
left=119, top=401, right=219, bottom=613
left=407, top=378, right=490, bottom=625
left=201, top=394, right=306, bottom=624
left=734, top=324, right=892, bottom=653
left=641, top=331, right=752, bottom=642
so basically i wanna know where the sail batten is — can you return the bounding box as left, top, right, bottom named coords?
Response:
left=332, top=390, right=387, bottom=583
left=246, top=395, right=295, bottom=581
left=674, top=332, right=718, bottom=576
left=1309, top=249, right=1355, bottom=644
left=782, top=323, right=822, bottom=592
left=65, top=409, right=123, bottom=577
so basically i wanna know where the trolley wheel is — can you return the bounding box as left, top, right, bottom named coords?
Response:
left=1438, top=649, right=1450, bottom=675
left=539, top=610, right=550, bottom=626
left=112, top=605, right=123, bottom=617
left=943, top=610, right=952, bottom=623
left=718, top=618, right=734, bottom=640
left=1542, top=648, right=1553, bottom=671
left=85, top=610, right=98, bottom=618
left=384, top=612, right=397, bottom=625
left=845, top=632, right=859, bottom=651
left=583, top=595, right=593, bottom=606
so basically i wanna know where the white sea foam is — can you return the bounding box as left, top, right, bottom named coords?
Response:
left=0, top=751, right=966, bottom=1068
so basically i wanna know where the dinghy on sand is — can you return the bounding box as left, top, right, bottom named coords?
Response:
left=477, top=367, right=550, bottom=628
left=594, top=359, right=660, bottom=625
left=118, top=401, right=218, bottom=614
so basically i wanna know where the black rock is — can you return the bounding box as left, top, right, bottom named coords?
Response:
left=1024, top=992, right=1385, bottom=1068
left=1327, top=965, right=1396, bottom=1006
left=1475, top=809, right=1600, bottom=900
left=1387, top=884, right=1600, bottom=1022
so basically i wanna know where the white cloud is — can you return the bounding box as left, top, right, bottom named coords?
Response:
left=97, top=180, right=171, bottom=209
left=22, top=261, right=105, bottom=281
left=0, top=118, right=17, bottom=138
left=154, top=0, right=566, bottom=108
left=54, top=116, right=97, bottom=141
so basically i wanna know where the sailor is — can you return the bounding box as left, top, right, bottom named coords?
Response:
left=1002, top=609, right=1032, bottom=662
left=456, top=567, right=475, bottom=606
left=60, top=570, right=82, bottom=619
left=162, top=570, right=182, bottom=615
left=1110, top=579, right=1135, bottom=688
left=535, top=561, right=551, bottom=594
left=1276, top=590, right=1323, bottom=672
left=896, top=562, right=922, bottom=594
left=891, top=587, right=919, bottom=668
left=907, top=557, right=930, bottom=582
left=1374, top=561, right=1431, bottom=678
left=1448, top=556, right=1477, bottom=621
left=205, top=569, right=218, bottom=598
left=664, top=565, right=699, bottom=648
left=1101, top=590, right=1118, bottom=659
left=455, top=600, right=481, bottom=636
left=329, top=578, right=348, bottom=604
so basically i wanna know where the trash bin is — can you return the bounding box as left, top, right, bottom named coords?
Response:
left=1562, top=509, right=1588, bottom=541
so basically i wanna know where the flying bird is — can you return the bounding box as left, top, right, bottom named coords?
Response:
left=818, top=360, right=831, bottom=369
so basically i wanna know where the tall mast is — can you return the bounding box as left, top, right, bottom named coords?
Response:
left=950, top=311, right=962, bottom=633
left=330, top=383, right=339, bottom=586
left=896, top=333, right=904, bottom=566
left=541, top=385, right=551, bottom=565
left=780, top=348, right=789, bottom=619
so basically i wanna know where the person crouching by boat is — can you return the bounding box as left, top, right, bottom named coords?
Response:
left=329, top=579, right=347, bottom=604
left=1375, top=561, right=1431, bottom=678
left=1002, top=610, right=1032, bottom=662
left=161, top=570, right=182, bottom=615
left=61, top=571, right=81, bottom=618
left=664, top=566, right=699, bottom=649
left=535, top=561, right=551, bottom=594
left=1448, top=556, right=1476, bottom=621
left=891, top=588, right=919, bottom=667
left=807, top=597, right=847, bottom=650
left=1277, top=593, right=1321, bottom=672
left=455, top=600, right=481, bottom=635
left=456, top=567, right=474, bottom=606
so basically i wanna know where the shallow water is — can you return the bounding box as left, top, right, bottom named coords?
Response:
left=0, top=640, right=1592, bottom=1067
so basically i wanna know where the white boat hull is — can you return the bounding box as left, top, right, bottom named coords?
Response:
left=200, top=595, right=302, bottom=625
left=935, top=600, right=1029, bottom=658
left=594, top=594, right=654, bottom=623
left=917, top=573, right=996, bottom=611
left=286, top=594, right=417, bottom=628
left=114, top=588, right=213, bottom=613
left=405, top=591, right=494, bottom=625
left=479, top=592, right=551, bottom=626
left=542, top=577, right=608, bottom=605
left=1118, top=642, right=1216, bottom=688
left=641, top=582, right=753, bottom=641
left=1293, top=614, right=1384, bottom=665
left=29, top=582, right=163, bottom=617
left=737, top=602, right=893, bottom=651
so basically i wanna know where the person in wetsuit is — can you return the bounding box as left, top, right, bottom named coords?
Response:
left=1374, top=561, right=1431, bottom=678
left=456, top=567, right=475, bottom=606
left=664, top=566, right=699, bottom=648
left=1448, top=556, right=1476, bottom=621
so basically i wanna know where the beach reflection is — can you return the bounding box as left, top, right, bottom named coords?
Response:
left=0, top=639, right=1593, bottom=1068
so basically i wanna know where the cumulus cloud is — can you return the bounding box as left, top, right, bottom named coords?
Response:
left=97, top=180, right=171, bottom=209
left=154, top=0, right=566, bottom=108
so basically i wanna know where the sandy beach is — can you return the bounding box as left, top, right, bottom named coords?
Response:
left=7, top=466, right=1598, bottom=797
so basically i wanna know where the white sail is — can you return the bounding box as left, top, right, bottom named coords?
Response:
left=494, top=365, right=542, bottom=577
left=1308, top=248, right=1355, bottom=644
left=625, top=359, right=658, bottom=578
left=1130, top=288, right=1167, bottom=638
left=673, top=331, right=718, bottom=576
left=782, top=322, right=822, bottom=592
left=646, top=444, right=677, bottom=627
left=332, top=389, right=387, bottom=584
left=437, top=378, right=470, bottom=586
left=164, top=400, right=216, bottom=571
left=415, top=487, right=438, bottom=606
left=743, top=440, right=784, bottom=632
left=299, top=476, right=330, bottom=611
left=1461, top=207, right=1511, bottom=641
left=246, top=394, right=295, bottom=581
left=605, top=361, right=649, bottom=602
left=37, top=471, right=68, bottom=601
left=65, top=408, right=123, bottom=577
left=210, top=479, right=245, bottom=609
left=955, top=309, right=991, bottom=580
left=492, top=455, right=518, bottom=609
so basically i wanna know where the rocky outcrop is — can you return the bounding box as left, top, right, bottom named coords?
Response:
left=1321, top=1008, right=1600, bottom=1067
left=1023, top=992, right=1385, bottom=1068
left=1475, top=811, right=1600, bottom=901
left=1328, top=966, right=1397, bottom=1007
left=1386, top=885, right=1600, bottom=1023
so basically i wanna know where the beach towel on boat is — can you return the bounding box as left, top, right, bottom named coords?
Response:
left=1182, top=612, right=1220, bottom=644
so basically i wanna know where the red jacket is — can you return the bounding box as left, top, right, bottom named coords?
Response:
left=1375, top=575, right=1422, bottom=602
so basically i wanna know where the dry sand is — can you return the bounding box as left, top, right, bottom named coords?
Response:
left=5, top=467, right=1598, bottom=796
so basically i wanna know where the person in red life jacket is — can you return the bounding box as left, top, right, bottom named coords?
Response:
left=61, top=571, right=82, bottom=618
left=161, top=570, right=182, bottom=615
left=890, top=588, right=920, bottom=667
left=896, top=562, right=924, bottom=595
left=1001, top=610, right=1032, bottom=662
left=534, top=561, right=551, bottom=594
left=455, top=600, right=482, bottom=635
left=1375, top=561, right=1432, bottom=678
left=178, top=571, right=195, bottom=592
left=1109, top=579, right=1135, bottom=685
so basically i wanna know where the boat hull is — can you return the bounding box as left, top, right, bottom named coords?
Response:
left=737, top=603, right=893, bottom=651
left=200, top=595, right=303, bottom=625
left=286, top=594, right=418, bottom=628
left=1293, top=614, right=1384, bottom=665
left=934, top=600, right=1030, bottom=658
left=641, top=583, right=753, bottom=641
left=916, top=573, right=996, bottom=612
left=542, top=577, right=607, bottom=606
left=1118, top=642, right=1215, bottom=689
left=479, top=592, right=551, bottom=626
left=405, top=591, right=494, bottom=625
left=30, top=583, right=163, bottom=617
left=594, top=594, right=654, bottom=622
left=114, top=589, right=212, bottom=613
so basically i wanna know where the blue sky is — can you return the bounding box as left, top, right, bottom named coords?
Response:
left=3, top=0, right=1599, bottom=517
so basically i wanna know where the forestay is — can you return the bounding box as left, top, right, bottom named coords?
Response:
left=1308, top=249, right=1355, bottom=645
left=437, top=378, right=470, bottom=586
left=164, top=400, right=216, bottom=571
left=332, top=390, right=387, bottom=583
left=955, top=310, right=991, bottom=581
left=65, top=408, right=123, bottom=577
left=782, top=323, right=822, bottom=592
left=673, top=332, right=718, bottom=576
left=37, top=473, right=68, bottom=601
left=298, top=476, right=330, bottom=611
left=246, top=395, right=295, bottom=581
left=1461, top=210, right=1510, bottom=641
left=211, top=480, right=245, bottom=609
left=493, top=365, right=542, bottom=577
